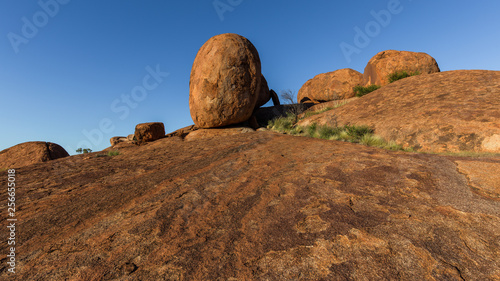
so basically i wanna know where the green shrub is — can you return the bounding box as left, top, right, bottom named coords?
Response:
left=95, top=150, right=121, bottom=158
left=353, top=85, right=381, bottom=97
left=267, top=113, right=295, bottom=133
left=306, top=123, right=318, bottom=137
left=76, top=148, right=92, bottom=154
left=360, top=134, right=386, bottom=147
left=317, top=125, right=339, bottom=139
left=107, top=150, right=120, bottom=156
left=387, top=70, right=421, bottom=83
left=344, top=125, right=374, bottom=138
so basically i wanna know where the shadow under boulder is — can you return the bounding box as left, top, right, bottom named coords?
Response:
left=253, top=104, right=313, bottom=128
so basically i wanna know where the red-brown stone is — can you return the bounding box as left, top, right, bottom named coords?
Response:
left=298, top=68, right=363, bottom=103
left=0, top=141, right=69, bottom=169
left=189, top=33, right=262, bottom=128
left=363, top=50, right=440, bottom=86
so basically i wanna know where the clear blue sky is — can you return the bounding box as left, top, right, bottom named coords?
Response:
left=1, top=0, right=499, bottom=154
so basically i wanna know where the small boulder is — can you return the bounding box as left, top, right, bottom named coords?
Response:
left=134, top=122, right=165, bottom=143
left=0, top=141, right=69, bottom=169
left=110, top=137, right=128, bottom=146
left=165, top=125, right=198, bottom=139
left=255, top=74, right=271, bottom=108
left=297, top=68, right=363, bottom=103
left=189, top=33, right=262, bottom=128
left=127, top=134, right=136, bottom=141
left=270, top=89, right=280, bottom=106
left=363, top=50, right=440, bottom=86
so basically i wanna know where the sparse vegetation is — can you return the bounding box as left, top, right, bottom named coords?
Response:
left=280, top=89, right=296, bottom=104
left=267, top=112, right=407, bottom=151
left=107, top=150, right=120, bottom=156
left=387, top=70, right=421, bottom=83
left=267, top=112, right=303, bottom=135
left=422, top=151, right=500, bottom=157
left=96, top=150, right=121, bottom=157
left=353, top=85, right=381, bottom=97
left=303, top=107, right=334, bottom=119
left=76, top=148, right=92, bottom=154
left=280, top=89, right=304, bottom=118
left=302, top=100, right=352, bottom=119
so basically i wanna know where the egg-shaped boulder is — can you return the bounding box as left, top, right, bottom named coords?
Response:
left=189, top=33, right=262, bottom=128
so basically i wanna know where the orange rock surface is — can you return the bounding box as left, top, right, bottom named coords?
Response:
left=363, top=50, right=440, bottom=86
left=1, top=132, right=499, bottom=280
left=298, top=68, right=363, bottom=103
left=300, top=70, right=500, bottom=153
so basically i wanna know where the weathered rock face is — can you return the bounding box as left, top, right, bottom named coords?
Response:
left=110, top=136, right=128, bottom=146
left=184, top=127, right=255, bottom=141
left=297, top=68, right=363, bottom=103
left=165, top=125, right=198, bottom=139
left=189, top=33, right=262, bottom=128
left=134, top=122, right=165, bottom=142
left=1, top=132, right=499, bottom=280
left=363, top=50, right=440, bottom=86
left=299, top=70, right=500, bottom=153
left=255, top=74, right=271, bottom=108
left=299, top=97, right=358, bottom=118
left=0, top=141, right=69, bottom=169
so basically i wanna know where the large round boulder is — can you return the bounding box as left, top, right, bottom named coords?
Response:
left=0, top=141, right=69, bottom=169
left=189, top=33, right=262, bottom=128
left=297, top=68, right=363, bottom=104
left=363, top=50, right=440, bottom=86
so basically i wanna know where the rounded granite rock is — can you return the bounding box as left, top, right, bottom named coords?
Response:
left=363, top=50, right=440, bottom=86
left=189, top=33, right=262, bottom=128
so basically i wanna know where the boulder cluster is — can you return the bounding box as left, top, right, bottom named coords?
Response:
left=3, top=33, right=497, bottom=169
left=106, top=39, right=441, bottom=147
left=110, top=122, right=165, bottom=147
left=298, top=50, right=440, bottom=104
left=109, top=33, right=280, bottom=146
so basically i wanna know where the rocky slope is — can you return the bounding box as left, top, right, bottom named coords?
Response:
left=1, top=132, right=499, bottom=280
left=299, top=70, right=500, bottom=153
